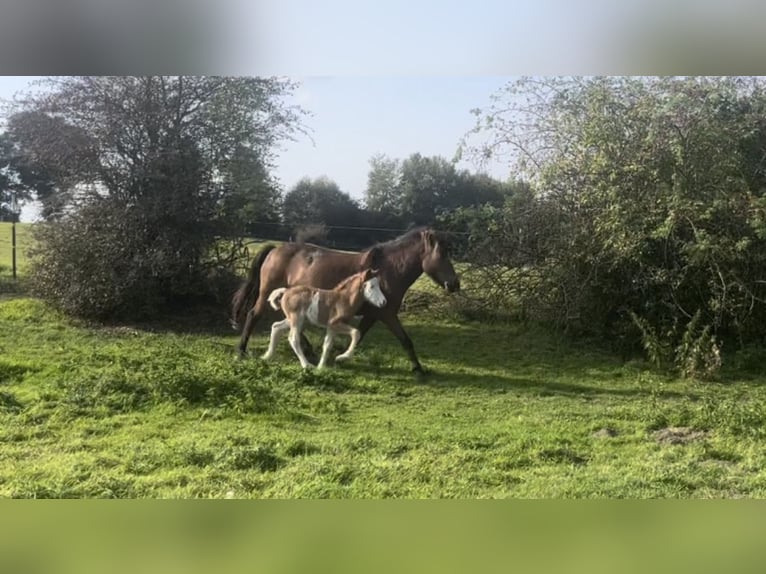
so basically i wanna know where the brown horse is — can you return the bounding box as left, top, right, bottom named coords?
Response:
left=231, top=227, right=460, bottom=373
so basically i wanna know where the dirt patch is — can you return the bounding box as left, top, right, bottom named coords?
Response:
left=592, top=427, right=618, bottom=439
left=654, top=427, right=708, bottom=445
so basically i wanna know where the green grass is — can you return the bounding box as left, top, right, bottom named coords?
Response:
left=3, top=290, right=766, bottom=498
left=3, top=227, right=766, bottom=497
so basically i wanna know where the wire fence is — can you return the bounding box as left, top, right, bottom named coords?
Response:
left=219, top=220, right=471, bottom=254
left=0, top=220, right=473, bottom=276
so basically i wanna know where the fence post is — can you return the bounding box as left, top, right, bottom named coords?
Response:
left=10, top=191, right=20, bottom=280
left=12, top=219, right=16, bottom=280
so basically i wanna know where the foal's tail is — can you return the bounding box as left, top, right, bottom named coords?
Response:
left=230, top=244, right=277, bottom=329
left=267, top=287, right=288, bottom=311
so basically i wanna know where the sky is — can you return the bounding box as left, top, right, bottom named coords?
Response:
left=276, top=76, right=512, bottom=197
left=0, top=76, right=512, bottom=220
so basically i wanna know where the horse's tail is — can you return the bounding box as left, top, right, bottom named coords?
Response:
left=267, top=287, right=288, bottom=311
left=230, top=244, right=277, bottom=329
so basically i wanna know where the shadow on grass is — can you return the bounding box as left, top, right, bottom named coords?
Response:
left=337, top=321, right=692, bottom=400
left=419, top=369, right=688, bottom=399
left=105, top=303, right=293, bottom=339
left=106, top=307, right=695, bottom=401
left=0, top=277, right=30, bottom=297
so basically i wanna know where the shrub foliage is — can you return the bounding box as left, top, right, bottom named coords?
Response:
left=6, top=76, right=303, bottom=319
left=455, top=76, right=766, bottom=374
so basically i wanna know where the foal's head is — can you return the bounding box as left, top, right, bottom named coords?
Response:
left=361, top=269, right=387, bottom=308
left=419, top=229, right=460, bottom=293
left=337, top=268, right=387, bottom=309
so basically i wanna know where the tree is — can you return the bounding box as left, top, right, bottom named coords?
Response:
left=4, top=110, right=99, bottom=218
left=282, top=176, right=360, bottom=231
left=219, top=144, right=282, bottom=237
left=463, top=76, right=766, bottom=373
left=364, top=152, right=509, bottom=225
left=0, top=133, right=16, bottom=221
left=365, top=154, right=401, bottom=214
left=397, top=153, right=459, bottom=224
left=281, top=176, right=400, bottom=248
left=8, top=76, right=304, bottom=319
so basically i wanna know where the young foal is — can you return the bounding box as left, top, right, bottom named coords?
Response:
left=262, top=269, right=387, bottom=369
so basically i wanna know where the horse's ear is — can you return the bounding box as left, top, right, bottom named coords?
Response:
left=423, top=229, right=437, bottom=250
left=361, top=246, right=383, bottom=270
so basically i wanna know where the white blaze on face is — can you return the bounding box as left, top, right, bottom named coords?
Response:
left=363, top=277, right=387, bottom=308
left=307, top=292, right=321, bottom=325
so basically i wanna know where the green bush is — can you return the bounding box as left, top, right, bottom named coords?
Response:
left=460, top=77, right=766, bottom=362
left=29, top=195, right=221, bottom=320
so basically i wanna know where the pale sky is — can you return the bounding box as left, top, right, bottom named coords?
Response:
left=0, top=75, right=512, bottom=219
left=277, top=76, right=512, bottom=197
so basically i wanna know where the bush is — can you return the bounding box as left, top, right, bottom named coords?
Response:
left=459, top=77, right=766, bottom=362
left=29, top=196, right=219, bottom=320
left=8, top=76, right=303, bottom=321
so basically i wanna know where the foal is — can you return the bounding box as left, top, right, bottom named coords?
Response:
left=262, top=269, right=387, bottom=369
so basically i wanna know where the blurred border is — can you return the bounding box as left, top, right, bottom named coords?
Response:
left=1, top=501, right=764, bottom=574
left=1, top=0, right=765, bottom=74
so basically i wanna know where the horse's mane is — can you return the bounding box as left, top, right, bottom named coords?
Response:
left=371, top=226, right=430, bottom=253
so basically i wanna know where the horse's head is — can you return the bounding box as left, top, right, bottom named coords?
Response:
left=420, top=229, right=460, bottom=293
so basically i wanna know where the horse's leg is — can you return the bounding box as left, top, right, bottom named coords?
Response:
left=317, top=329, right=334, bottom=369
left=300, top=333, right=318, bottom=365
left=261, top=318, right=290, bottom=361
left=288, top=324, right=313, bottom=369
left=380, top=314, right=425, bottom=373
left=238, top=296, right=269, bottom=358
left=357, top=315, right=377, bottom=342
left=334, top=323, right=361, bottom=362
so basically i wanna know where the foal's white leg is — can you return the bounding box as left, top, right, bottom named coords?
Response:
left=334, top=323, right=360, bottom=362
left=261, top=319, right=290, bottom=360
left=317, top=330, right=334, bottom=369
left=288, top=324, right=313, bottom=369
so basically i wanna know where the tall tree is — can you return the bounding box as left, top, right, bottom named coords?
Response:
left=0, top=133, right=16, bottom=221
left=7, top=77, right=302, bottom=221
left=365, top=154, right=401, bottom=214
left=282, top=176, right=360, bottom=231
left=364, top=152, right=510, bottom=225
left=219, top=144, right=282, bottom=236
left=8, top=76, right=304, bottom=319
left=397, top=153, right=458, bottom=224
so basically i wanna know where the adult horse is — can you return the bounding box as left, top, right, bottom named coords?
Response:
left=231, top=227, right=460, bottom=373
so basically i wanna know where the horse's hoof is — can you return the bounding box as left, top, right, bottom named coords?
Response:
left=412, top=366, right=430, bottom=377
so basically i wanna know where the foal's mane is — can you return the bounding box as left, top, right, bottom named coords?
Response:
left=334, top=270, right=366, bottom=290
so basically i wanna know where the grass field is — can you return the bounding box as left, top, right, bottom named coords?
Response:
left=3, top=224, right=766, bottom=498
left=3, top=290, right=766, bottom=498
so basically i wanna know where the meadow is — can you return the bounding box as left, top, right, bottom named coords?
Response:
left=2, top=222, right=766, bottom=498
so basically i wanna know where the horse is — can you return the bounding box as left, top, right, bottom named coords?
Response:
left=262, top=268, right=388, bottom=369
left=231, top=226, right=461, bottom=373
